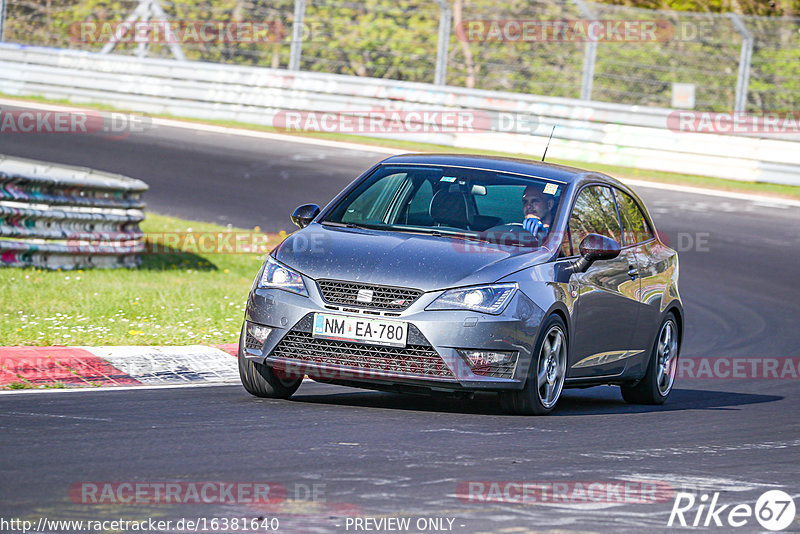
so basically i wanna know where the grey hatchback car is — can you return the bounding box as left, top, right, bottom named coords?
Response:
left=238, top=154, right=682, bottom=414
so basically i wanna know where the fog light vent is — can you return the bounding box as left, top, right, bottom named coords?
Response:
left=458, top=350, right=518, bottom=379
left=245, top=322, right=272, bottom=350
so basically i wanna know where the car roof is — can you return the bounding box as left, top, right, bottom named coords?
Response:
left=380, top=153, right=624, bottom=188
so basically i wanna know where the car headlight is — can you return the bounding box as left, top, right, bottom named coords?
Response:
left=426, top=283, right=517, bottom=315
left=258, top=256, right=308, bottom=296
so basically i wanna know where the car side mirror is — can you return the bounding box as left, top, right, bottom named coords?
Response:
left=569, top=233, right=621, bottom=274
left=291, top=204, right=320, bottom=228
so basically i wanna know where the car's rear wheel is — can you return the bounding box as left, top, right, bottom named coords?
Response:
left=238, top=329, right=302, bottom=399
left=621, top=313, right=679, bottom=405
left=499, top=315, right=567, bottom=415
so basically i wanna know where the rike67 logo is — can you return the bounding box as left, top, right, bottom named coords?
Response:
left=668, top=490, right=796, bottom=531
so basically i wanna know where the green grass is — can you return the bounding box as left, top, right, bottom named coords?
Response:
left=0, top=214, right=281, bottom=346
left=3, top=92, right=799, bottom=200
left=4, top=380, right=67, bottom=390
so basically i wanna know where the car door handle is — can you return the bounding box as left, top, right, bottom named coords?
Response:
left=628, top=266, right=639, bottom=280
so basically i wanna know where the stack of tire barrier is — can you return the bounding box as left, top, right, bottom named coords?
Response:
left=0, top=155, right=148, bottom=269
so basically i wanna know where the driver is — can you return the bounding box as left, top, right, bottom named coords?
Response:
left=522, top=185, right=555, bottom=237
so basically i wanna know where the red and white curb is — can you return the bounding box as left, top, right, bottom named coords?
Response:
left=0, top=344, right=239, bottom=390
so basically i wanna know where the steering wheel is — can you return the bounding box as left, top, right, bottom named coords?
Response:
left=486, top=223, right=525, bottom=232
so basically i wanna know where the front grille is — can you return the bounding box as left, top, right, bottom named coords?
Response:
left=271, top=332, right=453, bottom=378
left=268, top=314, right=453, bottom=379
left=317, top=280, right=422, bottom=311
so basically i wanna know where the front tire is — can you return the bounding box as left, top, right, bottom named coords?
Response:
left=621, top=313, right=679, bottom=405
left=499, top=315, right=568, bottom=415
left=238, top=329, right=302, bottom=399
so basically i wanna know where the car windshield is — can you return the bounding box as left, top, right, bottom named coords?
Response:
left=323, top=164, right=566, bottom=247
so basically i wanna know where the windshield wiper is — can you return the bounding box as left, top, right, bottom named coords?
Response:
left=322, top=221, right=377, bottom=230
left=419, top=229, right=536, bottom=248
left=389, top=227, right=490, bottom=243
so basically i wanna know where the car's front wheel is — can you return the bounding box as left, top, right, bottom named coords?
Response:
left=500, top=314, right=567, bottom=415
left=621, top=313, right=679, bottom=405
left=238, top=329, right=302, bottom=399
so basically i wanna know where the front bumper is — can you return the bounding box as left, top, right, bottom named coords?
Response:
left=241, top=282, right=546, bottom=392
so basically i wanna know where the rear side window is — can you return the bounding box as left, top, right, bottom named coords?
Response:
left=615, top=189, right=654, bottom=245
left=561, top=185, right=623, bottom=257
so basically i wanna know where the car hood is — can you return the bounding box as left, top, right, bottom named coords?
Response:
left=273, top=224, right=553, bottom=292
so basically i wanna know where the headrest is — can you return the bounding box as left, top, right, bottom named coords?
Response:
left=430, top=189, right=469, bottom=229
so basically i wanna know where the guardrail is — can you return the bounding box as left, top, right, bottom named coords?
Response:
left=0, top=154, right=148, bottom=269
left=1, top=43, right=799, bottom=186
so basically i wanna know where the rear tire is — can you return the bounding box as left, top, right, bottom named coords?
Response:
left=238, top=328, right=302, bottom=399
left=621, top=313, right=679, bottom=405
left=499, top=315, right=568, bottom=415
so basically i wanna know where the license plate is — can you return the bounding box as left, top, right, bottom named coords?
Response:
left=313, top=313, right=408, bottom=348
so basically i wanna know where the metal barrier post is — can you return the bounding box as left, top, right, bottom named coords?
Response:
left=0, top=0, right=7, bottom=42
left=573, top=0, right=597, bottom=101
left=289, top=0, right=307, bottom=71
left=150, top=0, right=186, bottom=61
left=99, top=0, right=185, bottom=60
left=434, top=0, right=451, bottom=86
left=729, top=13, right=753, bottom=113
left=135, top=0, right=152, bottom=58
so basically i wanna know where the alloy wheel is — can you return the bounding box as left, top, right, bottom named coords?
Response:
left=537, top=325, right=567, bottom=409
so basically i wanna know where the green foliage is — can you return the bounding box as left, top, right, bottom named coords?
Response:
left=3, top=0, right=798, bottom=111
left=602, top=0, right=799, bottom=16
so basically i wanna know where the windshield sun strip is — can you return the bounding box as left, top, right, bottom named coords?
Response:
left=379, top=163, right=569, bottom=185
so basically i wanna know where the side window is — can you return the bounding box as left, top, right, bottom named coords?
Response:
left=565, top=185, right=623, bottom=255
left=615, top=189, right=654, bottom=245
left=341, top=172, right=407, bottom=224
